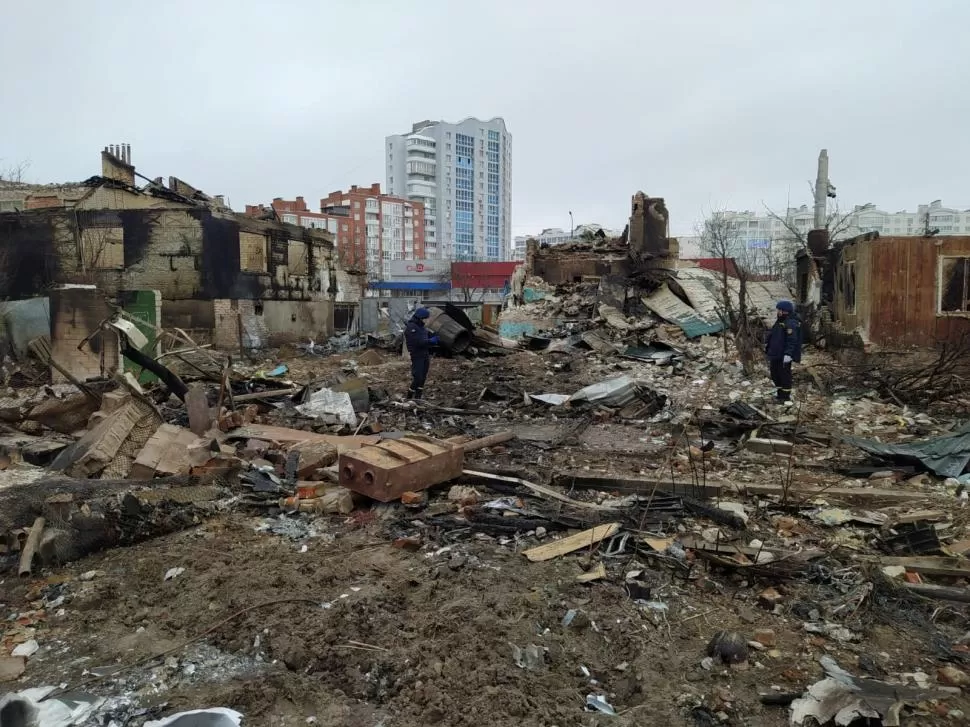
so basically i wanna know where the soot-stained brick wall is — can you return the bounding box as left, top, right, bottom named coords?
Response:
left=1, top=206, right=336, bottom=304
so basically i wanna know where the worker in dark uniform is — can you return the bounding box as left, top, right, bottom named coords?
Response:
left=765, top=300, right=801, bottom=405
left=404, top=307, right=438, bottom=400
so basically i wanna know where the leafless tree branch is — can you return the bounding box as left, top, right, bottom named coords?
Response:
left=0, top=160, right=29, bottom=183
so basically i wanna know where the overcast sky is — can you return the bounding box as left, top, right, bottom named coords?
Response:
left=1, top=1, right=967, bottom=238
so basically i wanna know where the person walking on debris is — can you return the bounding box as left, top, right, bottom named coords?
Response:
left=765, top=299, right=801, bottom=405
left=404, top=307, right=439, bottom=400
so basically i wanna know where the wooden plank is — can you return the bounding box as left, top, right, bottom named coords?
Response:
left=879, top=556, right=970, bottom=578
left=522, top=523, right=621, bottom=562
left=231, top=387, right=302, bottom=403
left=742, top=483, right=929, bottom=504
left=891, top=510, right=947, bottom=526
left=900, top=582, right=970, bottom=604
left=552, top=472, right=723, bottom=499
left=227, top=425, right=379, bottom=453
left=576, top=562, right=607, bottom=582
left=679, top=534, right=807, bottom=561
left=946, top=539, right=970, bottom=556
left=463, top=470, right=618, bottom=511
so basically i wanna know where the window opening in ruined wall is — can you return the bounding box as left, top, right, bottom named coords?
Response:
left=939, top=256, right=970, bottom=314
left=287, top=240, right=309, bottom=276
left=80, top=225, right=124, bottom=270
left=239, top=232, right=268, bottom=273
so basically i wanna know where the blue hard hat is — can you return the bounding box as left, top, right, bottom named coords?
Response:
left=414, top=307, right=431, bottom=319
left=776, top=300, right=795, bottom=313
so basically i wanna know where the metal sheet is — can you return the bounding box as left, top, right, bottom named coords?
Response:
left=673, top=268, right=724, bottom=322
left=642, top=285, right=724, bottom=338
left=727, top=278, right=793, bottom=326
left=843, top=423, right=970, bottom=478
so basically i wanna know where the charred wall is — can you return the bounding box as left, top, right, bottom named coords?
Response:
left=0, top=213, right=61, bottom=297
left=1, top=206, right=336, bottom=305
left=531, top=253, right=630, bottom=286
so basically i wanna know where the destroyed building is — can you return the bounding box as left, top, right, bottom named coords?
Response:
left=511, top=191, right=787, bottom=340
left=0, top=145, right=360, bottom=353
left=5, top=183, right=970, bottom=727
left=798, top=232, right=970, bottom=349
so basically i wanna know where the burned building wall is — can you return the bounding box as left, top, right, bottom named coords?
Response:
left=531, top=252, right=630, bottom=286
left=628, top=192, right=671, bottom=259
left=0, top=206, right=336, bottom=304
left=0, top=213, right=62, bottom=297
left=832, top=235, right=970, bottom=348
left=49, top=287, right=122, bottom=383
left=1, top=199, right=339, bottom=348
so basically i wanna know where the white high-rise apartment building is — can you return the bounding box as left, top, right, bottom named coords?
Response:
left=707, top=200, right=970, bottom=258
left=386, top=117, right=512, bottom=261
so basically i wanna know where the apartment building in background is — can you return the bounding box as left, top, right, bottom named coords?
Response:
left=245, top=184, right=425, bottom=280
left=385, top=117, right=511, bottom=261
left=702, top=200, right=970, bottom=260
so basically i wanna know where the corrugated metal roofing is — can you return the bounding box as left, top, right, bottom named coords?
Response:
left=671, top=268, right=725, bottom=324
left=642, top=284, right=724, bottom=338
left=843, top=423, right=970, bottom=478
left=672, top=267, right=793, bottom=327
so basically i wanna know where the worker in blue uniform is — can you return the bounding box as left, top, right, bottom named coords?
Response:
left=404, top=307, right=439, bottom=399
left=765, top=300, right=801, bottom=405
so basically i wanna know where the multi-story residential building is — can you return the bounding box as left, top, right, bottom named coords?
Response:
left=245, top=184, right=424, bottom=281
left=511, top=222, right=621, bottom=259
left=320, top=184, right=425, bottom=281
left=706, top=201, right=970, bottom=254
left=385, top=117, right=511, bottom=262
left=696, top=201, right=970, bottom=274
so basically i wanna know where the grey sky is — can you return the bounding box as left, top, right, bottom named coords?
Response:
left=2, top=1, right=967, bottom=239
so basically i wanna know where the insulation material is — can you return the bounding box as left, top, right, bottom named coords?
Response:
left=296, top=388, right=358, bottom=426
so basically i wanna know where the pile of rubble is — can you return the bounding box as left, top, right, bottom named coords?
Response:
left=2, top=277, right=970, bottom=725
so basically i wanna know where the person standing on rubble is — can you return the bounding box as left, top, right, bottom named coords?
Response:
left=765, top=300, right=801, bottom=405
left=404, top=307, right=439, bottom=400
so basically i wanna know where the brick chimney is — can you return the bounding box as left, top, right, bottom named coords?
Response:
left=101, top=143, right=135, bottom=186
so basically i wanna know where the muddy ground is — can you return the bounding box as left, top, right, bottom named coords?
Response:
left=4, top=345, right=970, bottom=725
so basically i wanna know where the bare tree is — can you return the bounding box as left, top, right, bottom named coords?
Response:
left=697, top=210, right=761, bottom=373
left=764, top=202, right=856, bottom=287
left=697, top=211, right=743, bottom=328
left=449, top=268, right=486, bottom=303
left=0, top=160, right=29, bottom=183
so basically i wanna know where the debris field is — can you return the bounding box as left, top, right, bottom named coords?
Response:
left=3, top=280, right=970, bottom=726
